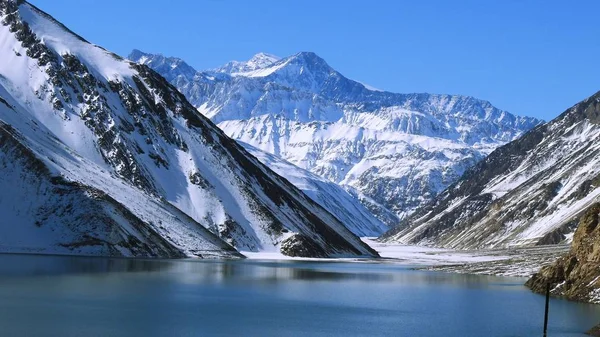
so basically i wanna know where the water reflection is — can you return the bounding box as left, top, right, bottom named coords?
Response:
left=0, top=254, right=526, bottom=288
left=0, top=254, right=174, bottom=277
left=0, top=254, right=598, bottom=337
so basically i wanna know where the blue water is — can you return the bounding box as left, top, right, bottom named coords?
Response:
left=0, top=254, right=598, bottom=337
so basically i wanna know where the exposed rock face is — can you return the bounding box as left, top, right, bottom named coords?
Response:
left=280, top=234, right=327, bottom=258
left=381, top=90, right=600, bottom=249
left=526, top=203, right=600, bottom=303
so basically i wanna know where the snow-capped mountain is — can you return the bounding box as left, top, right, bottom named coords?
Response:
left=129, top=50, right=542, bottom=223
left=0, top=0, right=378, bottom=258
left=381, top=90, right=600, bottom=249
left=211, top=52, right=281, bottom=75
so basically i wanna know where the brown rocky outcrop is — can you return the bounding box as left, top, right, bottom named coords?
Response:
left=526, top=203, right=600, bottom=302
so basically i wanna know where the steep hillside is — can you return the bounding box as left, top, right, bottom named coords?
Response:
left=382, top=91, right=600, bottom=249
left=0, top=92, right=238, bottom=258
left=0, top=0, right=377, bottom=258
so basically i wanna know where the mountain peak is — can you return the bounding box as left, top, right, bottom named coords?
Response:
left=128, top=48, right=153, bottom=61
left=127, top=49, right=197, bottom=81
left=248, top=52, right=280, bottom=64
left=212, top=52, right=279, bottom=74
left=288, top=51, right=330, bottom=67
left=293, top=51, right=321, bottom=59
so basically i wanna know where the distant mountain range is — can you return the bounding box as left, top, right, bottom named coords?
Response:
left=129, top=49, right=542, bottom=226
left=382, top=90, right=600, bottom=249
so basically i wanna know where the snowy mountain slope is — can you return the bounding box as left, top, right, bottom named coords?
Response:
left=0, top=0, right=377, bottom=258
left=241, top=142, right=387, bottom=236
left=130, top=50, right=542, bottom=222
left=0, top=89, right=239, bottom=258
left=381, top=90, right=600, bottom=249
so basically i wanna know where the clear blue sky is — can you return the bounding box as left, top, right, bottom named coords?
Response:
left=29, top=0, right=600, bottom=121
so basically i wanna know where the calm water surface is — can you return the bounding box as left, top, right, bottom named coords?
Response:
left=0, top=254, right=598, bottom=337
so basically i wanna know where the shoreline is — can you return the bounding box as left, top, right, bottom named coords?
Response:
left=0, top=239, right=569, bottom=279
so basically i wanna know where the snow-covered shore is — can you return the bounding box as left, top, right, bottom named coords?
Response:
left=242, top=237, right=567, bottom=278
left=365, top=238, right=569, bottom=277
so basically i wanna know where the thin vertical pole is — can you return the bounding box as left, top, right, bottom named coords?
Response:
left=543, top=282, right=550, bottom=337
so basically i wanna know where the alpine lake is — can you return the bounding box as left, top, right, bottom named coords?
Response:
left=0, top=254, right=598, bottom=337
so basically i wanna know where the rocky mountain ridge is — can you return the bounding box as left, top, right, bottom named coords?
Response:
left=382, top=90, right=600, bottom=249
left=129, top=49, right=542, bottom=224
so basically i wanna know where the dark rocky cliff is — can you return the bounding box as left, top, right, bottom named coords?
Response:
left=526, top=203, right=600, bottom=303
